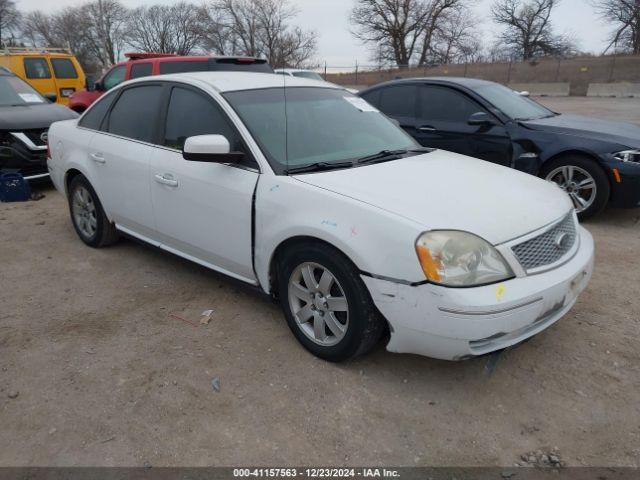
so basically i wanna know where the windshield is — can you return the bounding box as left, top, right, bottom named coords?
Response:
left=475, top=83, right=555, bottom=120
left=224, top=87, right=417, bottom=174
left=291, top=71, right=324, bottom=81
left=0, top=75, right=46, bottom=106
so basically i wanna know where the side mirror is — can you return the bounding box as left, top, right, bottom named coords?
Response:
left=94, top=80, right=104, bottom=92
left=468, top=112, right=497, bottom=127
left=44, top=93, right=57, bottom=103
left=182, top=134, right=245, bottom=163
left=519, top=91, right=530, bottom=97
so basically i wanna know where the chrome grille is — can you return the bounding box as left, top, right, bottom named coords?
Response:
left=512, top=214, right=577, bottom=271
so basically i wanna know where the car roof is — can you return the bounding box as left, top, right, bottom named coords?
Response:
left=123, top=71, right=343, bottom=93
left=363, top=76, right=498, bottom=91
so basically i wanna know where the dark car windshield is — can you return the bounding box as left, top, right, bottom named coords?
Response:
left=475, top=83, right=555, bottom=120
left=224, top=87, right=417, bottom=173
left=0, top=75, right=47, bottom=106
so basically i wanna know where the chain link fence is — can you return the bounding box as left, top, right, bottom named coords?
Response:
left=321, top=54, right=640, bottom=96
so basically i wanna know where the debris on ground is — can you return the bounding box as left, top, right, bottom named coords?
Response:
left=200, top=309, right=215, bottom=325
left=7, top=390, right=19, bottom=399
left=518, top=448, right=564, bottom=468
left=211, top=377, right=221, bottom=392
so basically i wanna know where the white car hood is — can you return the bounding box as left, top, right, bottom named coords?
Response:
left=295, top=151, right=572, bottom=245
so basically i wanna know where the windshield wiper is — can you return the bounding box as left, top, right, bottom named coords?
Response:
left=284, top=161, right=354, bottom=174
left=356, top=147, right=433, bottom=165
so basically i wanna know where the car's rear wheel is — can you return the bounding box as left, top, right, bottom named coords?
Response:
left=277, top=242, right=385, bottom=362
left=68, top=174, right=118, bottom=247
left=541, top=155, right=610, bottom=220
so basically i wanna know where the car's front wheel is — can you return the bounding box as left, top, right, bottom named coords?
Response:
left=541, top=155, right=610, bottom=220
left=277, top=242, right=385, bottom=362
left=68, top=174, right=118, bottom=247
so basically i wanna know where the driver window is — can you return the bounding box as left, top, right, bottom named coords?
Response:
left=103, top=65, right=126, bottom=90
left=163, top=86, right=257, bottom=168
left=419, top=85, right=484, bottom=123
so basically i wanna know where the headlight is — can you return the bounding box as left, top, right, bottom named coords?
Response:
left=613, top=150, right=640, bottom=163
left=415, top=231, right=514, bottom=287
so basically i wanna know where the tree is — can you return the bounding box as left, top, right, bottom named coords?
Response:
left=426, top=7, right=483, bottom=64
left=350, top=0, right=474, bottom=67
left=208, top=0, right=317, bottom=67
left=126, top=2, right=203, bottom=55
left=0, top=0, right=20, bottom=47
left=592, top=0, right=640, bottom=54
left=82, top=0, right=128, bottom=67
left=491, top=0, right=576, bottom=60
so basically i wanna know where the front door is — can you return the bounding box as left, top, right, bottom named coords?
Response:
left=149, top=84, right=259, bottom=283
left=414, top=85, right=513, bottom=167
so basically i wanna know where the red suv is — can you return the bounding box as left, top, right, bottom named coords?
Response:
left=68, top=53, right=273, bottom=113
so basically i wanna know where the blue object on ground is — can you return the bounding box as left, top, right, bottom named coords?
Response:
left=0, top=173, right=31, bottom=202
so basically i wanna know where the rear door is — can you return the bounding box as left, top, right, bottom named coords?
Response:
left=50, top=56, right=82, bottom=104
left=414, top=84, right=512, bottom=166
left=148, top=83, right=259, bottom=282
left=87, top=84, right=163, bottom=239
left=22, top=57, right=56, bottom=99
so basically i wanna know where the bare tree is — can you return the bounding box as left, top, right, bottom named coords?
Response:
left=350, top=0, right=475, bottom=67
left=20, top=9, right=101, bottom=72
left=491, top=0, right=576, bottom=60
left=0, top=0, right=20, bottom=47
left=82, top=0, right=128, bottom=66
left=209, top=0, right=317, bottom=67
left=126, top=2, right=203, bottom=55
left=428, top=8, right=482, bottom=64
left=350, top=0, right=431, bottom=67
left=592, top=0, right=640, bottom=54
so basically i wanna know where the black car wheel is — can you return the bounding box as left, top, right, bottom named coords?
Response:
left=277, top=241, right=385, bottom=362
left=541, top=155, right=610, bottom=220
left=68, top=174, right=119, bottom=247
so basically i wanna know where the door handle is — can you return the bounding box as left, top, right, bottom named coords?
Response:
left=154, top=173, right=178, bottom=187
left=418, top=125, right=437, bottom=132
left=90, top=152, right=105, bottom=163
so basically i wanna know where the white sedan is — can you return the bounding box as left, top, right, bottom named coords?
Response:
left=47, top=72, right=594, bottom=361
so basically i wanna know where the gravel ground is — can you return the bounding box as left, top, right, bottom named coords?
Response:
left=0, top=98, right=639, bottom=467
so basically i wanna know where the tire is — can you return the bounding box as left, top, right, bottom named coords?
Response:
left=68, top=174, right=118, bottom=247
left=277, top=242, right=385, bottom=362
left=541, top=155, right=610, bottom=220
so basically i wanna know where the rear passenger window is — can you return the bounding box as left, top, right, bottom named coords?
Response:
left=107, top=85, right=162, bottom=143
left=24, top=58, right=51, bottom=79
left=78, top=90, right=117, bottom=131
left=379, top=85, right=417, bottom=117
left=419, top=86, right=483, bottom=122
left=51, top=58, right=78, bottom=79
left=359, top=90, right=380, bottom=108
left=130, top=63, right=152, bottom=79
left=163, top=86, right=257, bottom=168
left=159, top=61, right=209, bottom=75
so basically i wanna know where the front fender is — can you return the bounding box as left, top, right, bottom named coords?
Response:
left=254, top=176, right=427, bottom=294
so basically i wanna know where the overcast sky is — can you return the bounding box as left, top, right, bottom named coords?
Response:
left=16, top=0, right=611, bottom=67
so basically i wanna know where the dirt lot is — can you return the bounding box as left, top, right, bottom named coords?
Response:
left=1, top=98, right=639, bottom=467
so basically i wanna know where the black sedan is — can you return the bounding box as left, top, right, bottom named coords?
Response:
left=0, top=67, right=77, bottom=180
left=359, top=77, right=640, bottom=219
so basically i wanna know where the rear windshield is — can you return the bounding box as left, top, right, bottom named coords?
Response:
left=0, top=75, right=46, bottom=106
left=51, top=58, right=78, bottom=79
left=159, top=58, right=273, bottom=75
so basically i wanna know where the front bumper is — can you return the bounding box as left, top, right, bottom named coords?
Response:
left=0, top=130, right=49, bottom=180
left=607, top=161, right=640, bottom=208
left=363, top=226, right=594, bottom=360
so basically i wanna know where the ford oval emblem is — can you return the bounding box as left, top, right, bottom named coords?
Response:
left=554, top=232, right=571, bottom=250
left=40, top=131, right=48, bottom=143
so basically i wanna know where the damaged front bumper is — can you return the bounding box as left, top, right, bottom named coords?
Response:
left=362, top=226, right=594, bottom=360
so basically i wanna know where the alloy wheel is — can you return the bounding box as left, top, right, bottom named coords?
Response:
left=72, top=186, right=98, bottom=239
left=287, top=262, right=349, bottom=346
left=546, top=165, right=597, bottom=213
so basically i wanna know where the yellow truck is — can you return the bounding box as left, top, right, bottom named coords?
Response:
left=0, top=47, right=86, bottom=106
